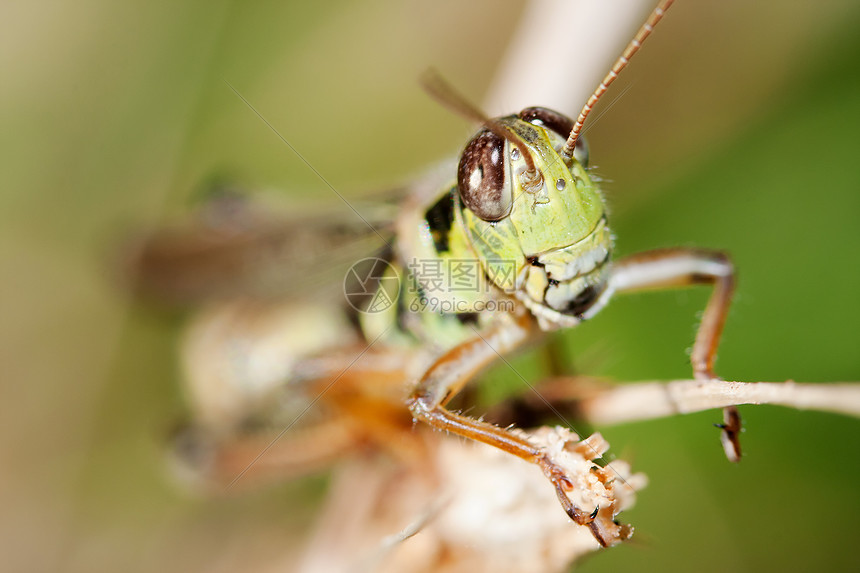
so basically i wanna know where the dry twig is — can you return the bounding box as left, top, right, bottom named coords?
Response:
left=566, top=379, right=860, bottom=426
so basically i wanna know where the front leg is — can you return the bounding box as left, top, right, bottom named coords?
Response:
left=610, top=248, right=741, bottom=461
left=405, top=312, right=605, bottom=537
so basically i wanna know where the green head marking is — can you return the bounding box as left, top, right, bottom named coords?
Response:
left=456, top=108, right=613, bottom=327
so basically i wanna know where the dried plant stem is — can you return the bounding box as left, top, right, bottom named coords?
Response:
left=577, top=379, right=860, bottom=426
left=484, top=0, right=653, bottom=118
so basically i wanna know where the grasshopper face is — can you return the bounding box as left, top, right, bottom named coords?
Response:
left=457, top=108, right=612, bottom=328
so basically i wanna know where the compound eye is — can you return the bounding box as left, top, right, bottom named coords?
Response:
left=457, top=130, right=511, bottom=221
left=519, top=107, right=573, bottom=138
left=519, top=106, right=589, bottom=166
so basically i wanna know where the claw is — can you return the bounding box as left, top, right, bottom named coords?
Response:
left=536, top=433, right=637, bottom=548
left=552, top=478, right=592, bottom=526
left=718, top=406, right=743, bottom=463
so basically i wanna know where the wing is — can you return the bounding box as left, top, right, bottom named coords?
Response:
left=118, top=187, right=400, bottom=307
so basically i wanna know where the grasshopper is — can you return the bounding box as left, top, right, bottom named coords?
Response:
left=126, top=0, right=738, bottom=548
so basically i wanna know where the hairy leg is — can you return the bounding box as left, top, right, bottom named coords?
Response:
left=610, top=248, right=741, bottom=461
left=405, top=312, right=612, bottom=543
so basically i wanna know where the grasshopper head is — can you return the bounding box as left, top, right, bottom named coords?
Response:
left=457, top=107, right=612, bottom=328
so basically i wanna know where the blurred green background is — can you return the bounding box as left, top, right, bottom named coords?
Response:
left=1, top=0, right=859, bottom=571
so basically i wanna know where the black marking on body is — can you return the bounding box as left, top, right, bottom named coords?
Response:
left=564, top=284, right=603, bottom=319
left=453, top=312, right=480, bottom=326
left=425, top=191, right=455, bottom=253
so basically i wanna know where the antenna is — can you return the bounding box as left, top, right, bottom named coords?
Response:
left=421, top=70, right=541, bottom=188
left=420, top=69, right=490, bottom=126
left=560, top=0, right=675, bottom=164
